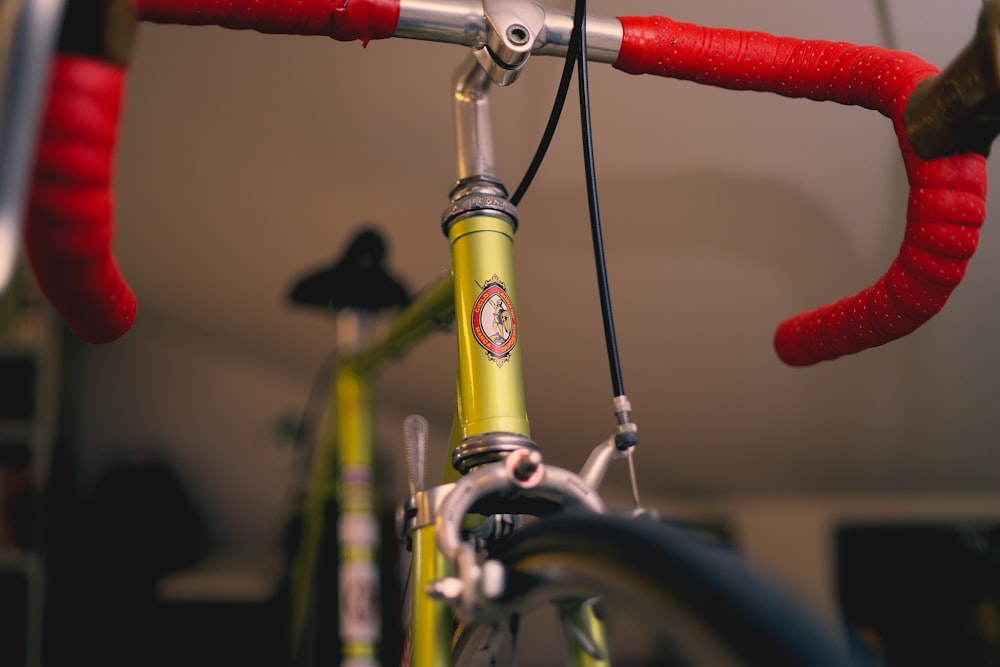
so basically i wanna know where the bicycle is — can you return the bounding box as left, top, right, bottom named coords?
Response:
left=3, top=0, right=999, bottom=665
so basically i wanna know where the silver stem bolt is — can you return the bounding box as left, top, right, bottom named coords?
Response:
left=506, top=23, right=530, bottom=46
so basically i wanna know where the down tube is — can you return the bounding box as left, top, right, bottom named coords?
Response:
left=448, top=214, right=531, bottom=443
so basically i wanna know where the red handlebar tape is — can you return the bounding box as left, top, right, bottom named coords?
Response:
left=615, top=16, right=988, bottom=366
left=26, top=9, right=989, bottom=361
left=135, top=0, right=401, bottom=44
left=23, top=0, right=401, bottom=344
left=27, top=55, right=136, bottom=344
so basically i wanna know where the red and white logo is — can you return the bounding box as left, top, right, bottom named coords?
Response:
left=471, top=275, right=517, bottom=367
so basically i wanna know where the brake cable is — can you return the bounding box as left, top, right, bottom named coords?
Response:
left=510, top=0, right=642, bottom=501
left=510, top=0, right=627, bottom=403
left=509, top=0, right=583, bottom=206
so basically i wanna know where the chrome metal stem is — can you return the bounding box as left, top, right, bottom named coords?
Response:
left=452, top=53, right=497, bottom=182
left=396, top=0, right=623, bottom=65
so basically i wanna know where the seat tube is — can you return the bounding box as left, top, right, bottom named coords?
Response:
left=289, top=311, right=382, bottom=667
left=335, top=360, right=381, bottom=667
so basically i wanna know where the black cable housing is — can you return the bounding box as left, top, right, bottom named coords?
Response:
left=574, top=2, right=626, bottom=398
left=511, top=0, right=627, bottom=399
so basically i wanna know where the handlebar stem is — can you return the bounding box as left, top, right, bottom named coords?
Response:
left=395, top=0, right=622, bottom=64
left=444, top=54, right=518, bottom=232
left=474, top=0, right=545, bottom=85
left=452, top=53, right=499, bottom=182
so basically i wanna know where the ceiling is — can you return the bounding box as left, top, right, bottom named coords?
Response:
left=96, top=0, right=999, bottom=501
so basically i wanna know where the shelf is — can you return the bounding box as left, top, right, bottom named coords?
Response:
left=0, top=428, right=31, bottom=466
left=0, top=262, right=58, bottom=667
left=158, top=551, right=284, bottom=604
left=0, top=545, right=33, bottom=568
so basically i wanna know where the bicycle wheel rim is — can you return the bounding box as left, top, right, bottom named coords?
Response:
left=453, top=513, right=862, bottom=667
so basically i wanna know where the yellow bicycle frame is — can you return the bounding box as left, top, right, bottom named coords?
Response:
left=290, top=32, right=608, bottom=658
left=291, top=208, right=543, bottom=664
left=289, top=277, right=456, bottom=666
left=411, top=212, right=534, bottom=665
left=447, top=214, right=530, bottom=444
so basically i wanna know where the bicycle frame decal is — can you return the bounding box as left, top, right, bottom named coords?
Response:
left=471, top=274, right=517, bottom=366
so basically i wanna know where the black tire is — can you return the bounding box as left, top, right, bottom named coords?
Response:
left=453, top=513, right=870, bottom=666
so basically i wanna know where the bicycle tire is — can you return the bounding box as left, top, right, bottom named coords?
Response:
left=453, top=513, right=869, bottom=667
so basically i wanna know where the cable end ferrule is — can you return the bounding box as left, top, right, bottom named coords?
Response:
left=612, top=394, right=639, bottom=450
